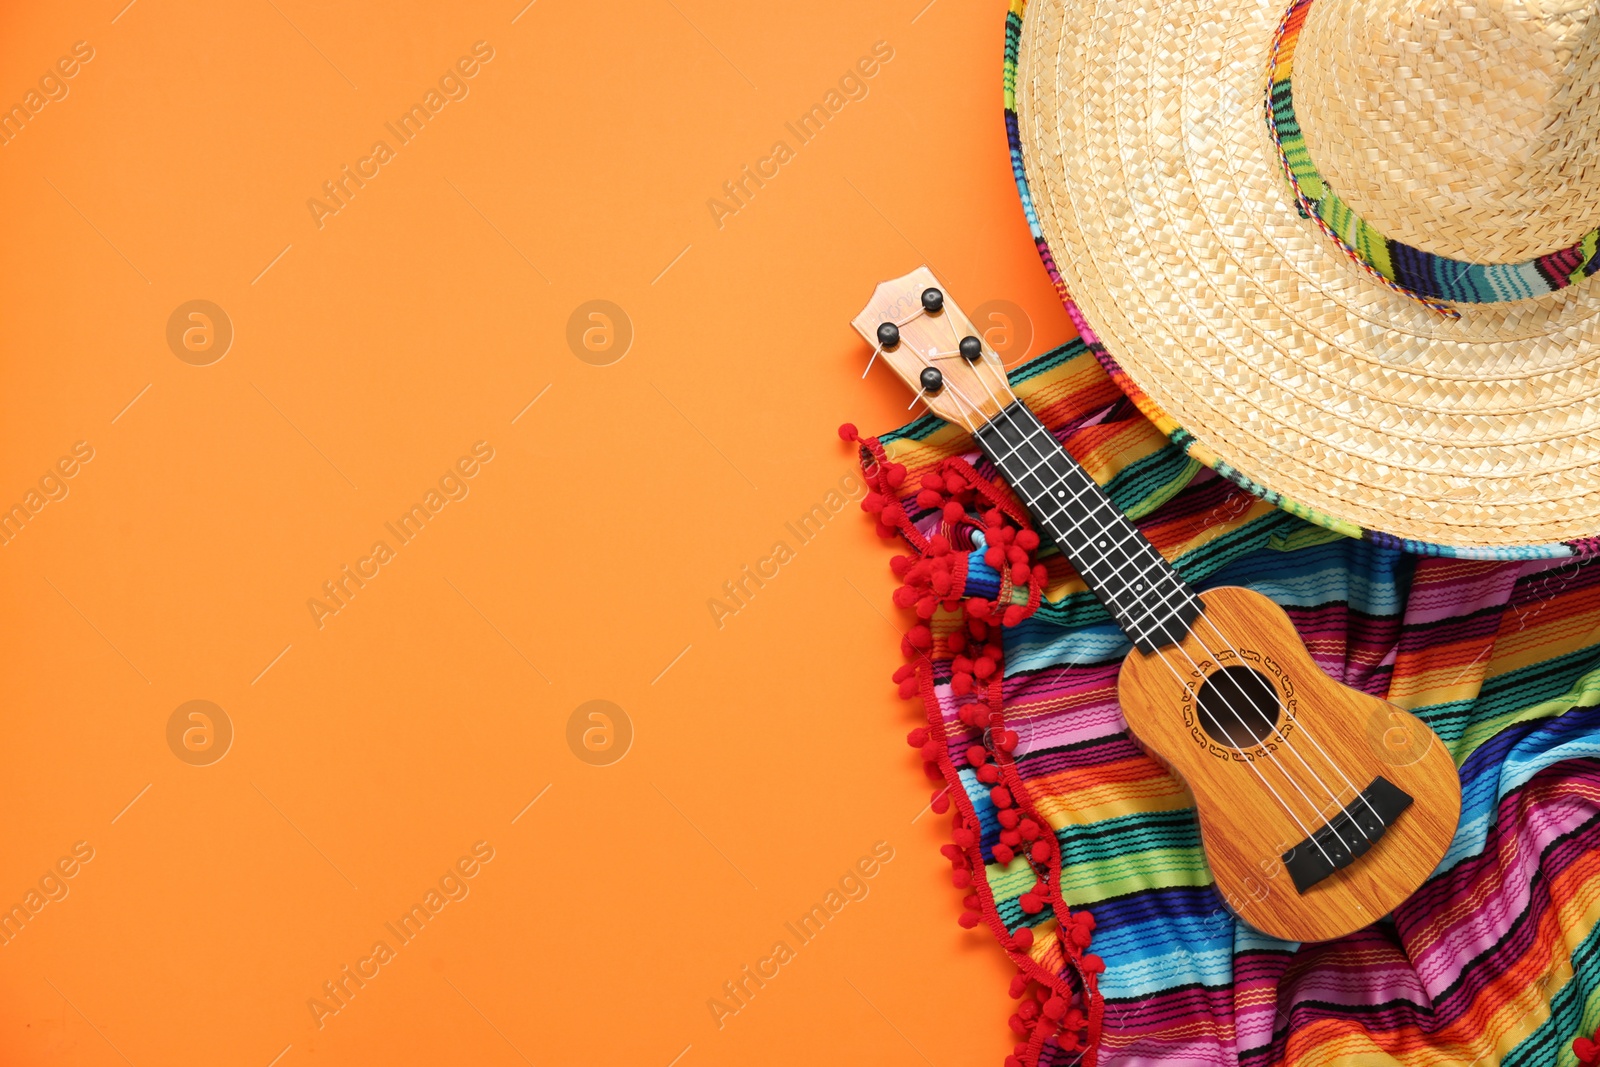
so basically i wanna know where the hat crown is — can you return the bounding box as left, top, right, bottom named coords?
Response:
left=1294, top=0, right=1600, bottom=261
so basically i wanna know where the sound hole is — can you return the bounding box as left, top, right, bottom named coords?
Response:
left=1196, top=666, right=1282, bottom=748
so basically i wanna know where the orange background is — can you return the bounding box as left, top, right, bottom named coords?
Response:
left=0, top=1, right=1079, bottom=1063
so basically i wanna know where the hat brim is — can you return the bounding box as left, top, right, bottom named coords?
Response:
left=1006, top=0, right=1600, bottom=555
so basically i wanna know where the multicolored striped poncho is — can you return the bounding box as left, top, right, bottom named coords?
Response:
left=852, top=340, right=1600, bottom=1066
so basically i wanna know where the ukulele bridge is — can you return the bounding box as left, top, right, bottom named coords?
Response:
left=1281, top=776, right=1413, bottom=894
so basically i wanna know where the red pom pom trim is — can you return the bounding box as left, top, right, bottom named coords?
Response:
left=846, top=428, right=1101, bottom=1067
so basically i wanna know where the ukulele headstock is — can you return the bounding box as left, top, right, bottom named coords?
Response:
left=851, top=266, right=1017, bottom=431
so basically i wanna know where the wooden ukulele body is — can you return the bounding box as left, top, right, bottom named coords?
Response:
left=1116, top=586, right=1461, bottom=943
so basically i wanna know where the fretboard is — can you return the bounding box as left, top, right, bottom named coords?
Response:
left=975, top=401, right=1199, bottom=651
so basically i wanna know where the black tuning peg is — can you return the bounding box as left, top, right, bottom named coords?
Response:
left=921, top=288, right=944, bottom=313
left=877, top=322, right=900, bottom=348
left=919, top=367, right=944, bottom=393
left=959, top=335, right=983, bottom=361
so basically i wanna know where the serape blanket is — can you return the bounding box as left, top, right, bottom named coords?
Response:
left=851, top=339, right=1600, bottom=1066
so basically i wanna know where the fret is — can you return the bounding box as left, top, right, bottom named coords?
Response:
left=1026, top=485, right=1179, bottom=613
left=985, top=417, right=1166, bottom=594
left=987, top=428, right=1196, bottom=647
left=1007, top=468, right=1162, bottom=587
left=1016, top=470, right=1193, bottom=640
left=975, top=402, right=1200, bottom=651
left=1009, top=469, right=1188, bottom=636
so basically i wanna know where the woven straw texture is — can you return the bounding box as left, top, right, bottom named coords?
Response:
left=1294, top=0, right=1600, bottom=263
left=1011, top=0, right=1600, bottom=549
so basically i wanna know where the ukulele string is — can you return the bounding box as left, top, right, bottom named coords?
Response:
left=943, top=380, right=1355, bottom=859
left=881, top=298, right=1365, bottom=860
left=969, top=383, right=1373, bottom=847
left=919, top=306, right=1336, bottom=818
left=1188, top=611, right=1386, bottom=828
left=936, top=314, right=1205, bottom=633
left=926, top=315, right=1317, bottom=788
left=934, top=371, right=1346, bottom=861
left=932, top=329, right=1378, bottom=842
left=923, top=316, right=1192, bottom=644
left=884, top=295, right=1361, bottom=853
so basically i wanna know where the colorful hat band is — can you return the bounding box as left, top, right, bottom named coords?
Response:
left=1266, top=0, right=1600, bottom=314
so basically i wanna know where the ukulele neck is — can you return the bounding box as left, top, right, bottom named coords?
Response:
left=974, top=401, right=1200, bottom=652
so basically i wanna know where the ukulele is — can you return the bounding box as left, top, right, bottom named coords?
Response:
left=853, top=267, right=1461, bottom=943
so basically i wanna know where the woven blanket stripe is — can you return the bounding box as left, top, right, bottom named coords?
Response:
left=876, top=341, right=1600, bottom=1065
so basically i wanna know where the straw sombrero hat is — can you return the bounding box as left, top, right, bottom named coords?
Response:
left=1005, top=0, right=1600, bottom=557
